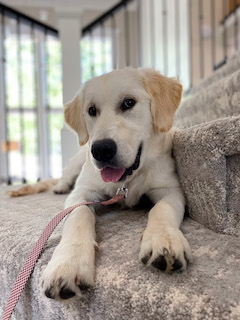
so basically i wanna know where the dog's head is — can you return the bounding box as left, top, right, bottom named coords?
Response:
left=64, top=68, right=182, bottom=183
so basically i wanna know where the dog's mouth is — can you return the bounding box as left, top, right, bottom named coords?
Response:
left=100, top=144, right=142, bottom=183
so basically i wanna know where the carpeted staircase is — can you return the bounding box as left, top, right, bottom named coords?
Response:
left=1, top=55, right=240, bottom=319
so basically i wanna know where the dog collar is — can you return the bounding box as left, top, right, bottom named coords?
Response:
left=116, top=185, right=128, bottom=198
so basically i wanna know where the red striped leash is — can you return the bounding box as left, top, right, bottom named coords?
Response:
left=2, top=187, right=128, bottom=320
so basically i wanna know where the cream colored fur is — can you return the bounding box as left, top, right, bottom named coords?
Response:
left=6, top=179, right=58, bottom=197
left=11, top=68, right=193, bottom=301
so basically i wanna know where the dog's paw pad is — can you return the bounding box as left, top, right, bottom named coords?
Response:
left=172, top=258, right=183, bottom=271
left=141, top=251, right=152, bottom=265
left=150, top=252, right=183, bottom=273
left=79, top=283, right=90, bottom=292
left=59, top=286, right=76, bottom=299
left=152, top=254, right=167, bottom=271
left=76, top=277, right=91, bottom=292
left=44, top=287, right=55, bottom=299
left=151, top=248, right=175, bottom=272
left=43, top=278, right=91, bottom=300
left=140, top=226, right=193, bottom=273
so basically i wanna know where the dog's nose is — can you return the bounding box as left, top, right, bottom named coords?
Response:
left=91, top=139, right=117, bottom=162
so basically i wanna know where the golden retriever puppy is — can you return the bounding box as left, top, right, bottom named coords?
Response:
left=10, top=68, right=193, bottom=300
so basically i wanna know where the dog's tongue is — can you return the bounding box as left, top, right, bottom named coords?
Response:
left=101, top=167, right=125, bottom=182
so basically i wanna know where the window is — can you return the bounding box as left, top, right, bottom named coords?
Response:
left=0, top=8, right=63, bottom=184
left=81, top=25, right=113, bottom=82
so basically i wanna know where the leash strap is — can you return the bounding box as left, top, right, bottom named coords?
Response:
left=2, top=191, right=126, bottom=320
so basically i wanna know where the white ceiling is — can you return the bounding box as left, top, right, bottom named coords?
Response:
left=2, top=0, right=120, bottom=28
left=2, top=0, right=119, bottom=10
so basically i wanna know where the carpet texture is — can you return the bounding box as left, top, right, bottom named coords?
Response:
left=1, top=188, right=240, bottom=320
left=173, top=115, right=240, bottom=236
left=172, top=63, right=240, bottom=237
left=190, top=53, right=240, bottom=94
left=1, top=55, right=240, bottom=320
left=175, top=68, right=240, bottom=129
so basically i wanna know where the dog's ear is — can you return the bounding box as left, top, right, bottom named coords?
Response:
left=141, top=69, right=182, bottom=132
left=64, top=90, right=89, bottom=146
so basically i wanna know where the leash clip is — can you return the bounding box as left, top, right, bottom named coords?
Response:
left=116, top=187, right=128, bottom=198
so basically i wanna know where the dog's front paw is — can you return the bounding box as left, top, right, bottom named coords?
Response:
left=42, top=242, right=97, bottom=300
left=139, top=224, right=193, bottom=273
left=53, top=181, right=71, bottom=194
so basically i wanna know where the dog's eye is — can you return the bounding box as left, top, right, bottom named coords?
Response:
left=121, top=98, right=136, bottom=111
left=88, top=106, right=97, bottom=117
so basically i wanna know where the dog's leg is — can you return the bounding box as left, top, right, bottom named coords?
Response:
left=42, top=191, right=97, bottom=300
left=6, top=178, right=58, bottom=197
left=140, top=187, right=193, bottom=273
left=53, top=147, right=87, bottom=194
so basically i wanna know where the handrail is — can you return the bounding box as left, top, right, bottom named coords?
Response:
left=82, top=0, right=133, bottom=36
left=220, top=3, right=240, bottom=25
left=0, top=2, right=58, bottom=34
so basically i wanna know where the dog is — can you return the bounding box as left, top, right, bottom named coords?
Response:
left=8, top=68, right=193, bottom=301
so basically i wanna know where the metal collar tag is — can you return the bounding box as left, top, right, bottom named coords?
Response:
left=116, top=186, right=128, bottom=198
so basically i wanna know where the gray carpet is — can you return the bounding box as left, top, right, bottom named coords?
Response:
left=1, top=55, right=240, bottom=320
left=175, top=68, right=240, bottom=129
left=173, top=115, right=240, bottom=236
left=190, top=53, right=240, bottom=94
left=1, top=188, right=240, bottom=320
